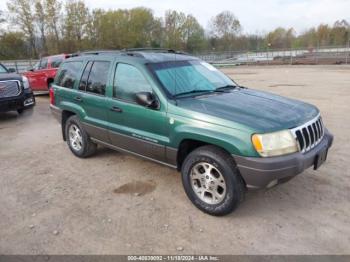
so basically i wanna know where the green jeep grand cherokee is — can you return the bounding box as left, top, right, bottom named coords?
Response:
left=50, top=49, right=333, bottom=216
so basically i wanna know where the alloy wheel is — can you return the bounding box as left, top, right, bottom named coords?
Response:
left=68, top=124, right=83, bottom=151
left=190, top=162, right=227, bottom=205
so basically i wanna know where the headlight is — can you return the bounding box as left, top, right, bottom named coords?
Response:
left=252, top=130, right=299, bottom=157
left=22, top=76, right=30, bottom=89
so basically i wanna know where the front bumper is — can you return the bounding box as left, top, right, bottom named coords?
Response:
left=0, top=89, right=35, bottom=112
left=234, top=129, right=334, bottom=188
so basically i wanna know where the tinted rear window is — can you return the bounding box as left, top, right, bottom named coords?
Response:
left=85, top=61, right=110, bottom=95
left=79, top=61, right=93, bottom=91
left=51, top=56, right=64, bottom=68
left=56, top=61, right=82, bottom=89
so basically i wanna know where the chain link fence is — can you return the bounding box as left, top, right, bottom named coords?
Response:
left=1, top=45, right=350, bottom=73
left=197, top=45, right=350, bottom=66
left=0, top=59, right=38, bottom=73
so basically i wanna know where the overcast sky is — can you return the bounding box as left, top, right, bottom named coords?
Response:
left=1, top=0, right=349, bottom=34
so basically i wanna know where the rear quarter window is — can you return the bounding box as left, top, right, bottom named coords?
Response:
left=55, top=61, right=82, bottom=89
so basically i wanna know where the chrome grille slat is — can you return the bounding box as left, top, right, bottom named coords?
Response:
left=308, top=125, right=314, bottom=147
left=291, top=114, right=325, bottom=154
left=0, top=80, right=21, bottom=98
left=311, top=123, right=318, bottom=141
left=303, top=127, right=310, bottom=149
left=300, top=131, right=306, bottom=151
left=316, top=120, right=321, bottom=140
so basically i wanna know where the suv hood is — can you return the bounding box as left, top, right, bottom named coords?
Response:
left=0, top=73, right=23, bottom=81
left=176, top=88, right=319, bottom=132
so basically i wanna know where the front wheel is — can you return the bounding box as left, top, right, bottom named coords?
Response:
left=65, top=115, right=97, bottom=158
left=181, top=145, right=245, bottom=216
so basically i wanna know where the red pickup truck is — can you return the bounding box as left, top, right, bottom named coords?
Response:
left=23, top=54, right=71, bottom=92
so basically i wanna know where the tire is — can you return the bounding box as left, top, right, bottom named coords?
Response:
left=65, top=115, right=97, bottom=158
left=181, top=145, right=245, bottom=216
left=17, top=108, right=24, bottom=114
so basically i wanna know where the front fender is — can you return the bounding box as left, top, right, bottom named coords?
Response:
left=169, top=118, right=259, bottom=157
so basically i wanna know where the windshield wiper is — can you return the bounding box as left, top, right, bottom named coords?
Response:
left=173, top=89, right=215, bottom=98
left=215, top=85, right=238, bottom=91
left=173, top=85, right=238, bottom=98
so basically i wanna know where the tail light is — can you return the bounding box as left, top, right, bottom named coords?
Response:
left=49, top=87, right=55, bottom=105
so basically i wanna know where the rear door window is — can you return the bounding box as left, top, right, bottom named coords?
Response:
left=79, top=61, right=93, bottom=91
left=85, top=61, right=110, bottom=96
left=56, top=61, right=83, bottom=89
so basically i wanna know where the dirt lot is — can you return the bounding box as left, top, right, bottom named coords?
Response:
left=0, top=65, right=349, bottom=255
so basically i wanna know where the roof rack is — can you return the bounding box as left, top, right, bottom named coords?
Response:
left=72, top=48, right=188, bottom=58
left=81, top=50, right=122, bottom=55
left=123, top=48, right=187, bottom=55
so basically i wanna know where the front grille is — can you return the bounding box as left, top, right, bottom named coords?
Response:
left=0, top=80, right=22, bottom=98
left=291, top=114, right=324, bottom=153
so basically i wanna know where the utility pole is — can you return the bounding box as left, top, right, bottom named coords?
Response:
left=316, top=40, right=320, bottom=64
left=267, top=42, right=271, bottom=65
left=347, top=31, right=350, bottom=65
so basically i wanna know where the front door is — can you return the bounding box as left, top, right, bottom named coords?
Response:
left=107, top=63, right=168, bottom=162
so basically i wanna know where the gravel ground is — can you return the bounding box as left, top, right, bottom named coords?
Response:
left=0, top=65, right=349, bottom=255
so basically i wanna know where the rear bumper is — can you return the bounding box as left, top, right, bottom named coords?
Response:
left=0, top=89, right=35, bottom=112
left=50, top=104, right=62, bottom=123
left=234, top=129, right=334, bottom=188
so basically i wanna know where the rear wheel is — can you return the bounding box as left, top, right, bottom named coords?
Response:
left=65, top=115, right=97, bottom=158
left=181, top=145, right=245, bottom=216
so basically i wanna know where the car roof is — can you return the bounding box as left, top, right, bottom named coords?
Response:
left=65, top=49, right=198, bottom=64
left=41, top=53, right=71, bottom=59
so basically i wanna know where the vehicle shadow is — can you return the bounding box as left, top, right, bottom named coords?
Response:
left=229, top=175, right=320, bottom=218
left=94, top=146, right=123, bottom=159
left=89, top=144, right=320, bottom=218
left=0, top=109, right=34, bottom=125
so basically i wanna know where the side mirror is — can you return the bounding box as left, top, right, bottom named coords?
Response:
left=8, top=68, right=16, bottom=73
left=135, top=92, right=159, bottom=109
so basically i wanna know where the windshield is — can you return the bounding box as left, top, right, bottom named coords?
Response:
left=0, top=64, right=8, bottom=73
left=149, top=60, right=237, bottom=97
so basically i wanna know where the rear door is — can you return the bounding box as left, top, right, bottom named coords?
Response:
left=107, top=62, right=168, bottom=162
left=54, top=60, right=84, bottom=108
left=78, top=60, right=111, bottom=142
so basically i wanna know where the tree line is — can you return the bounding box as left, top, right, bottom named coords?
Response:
left=0, top=0, right=349, bottom=60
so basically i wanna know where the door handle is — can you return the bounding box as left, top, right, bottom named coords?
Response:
left=74, top=96, right=83, bottom=102
left=110, top=106, right=123, bottom=113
